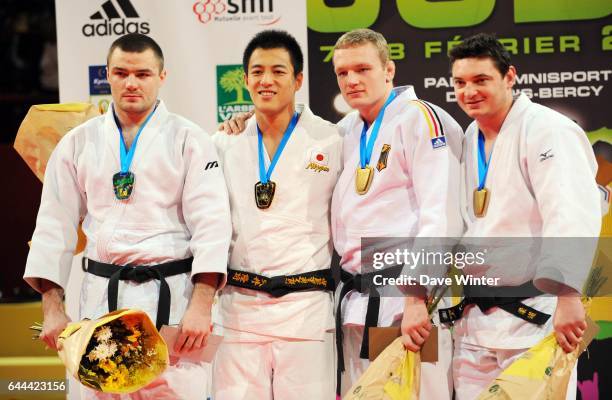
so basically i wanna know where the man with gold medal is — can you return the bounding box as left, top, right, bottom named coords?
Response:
left=211, top=30, right=343, bottom=399
left=329, top=29, right=464, bottom=398
left=445, top=33, right=602, bottom=400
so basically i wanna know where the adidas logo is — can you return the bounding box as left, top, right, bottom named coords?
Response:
left=431, top=136, right=447, bottom=149
left=82, top=0, right=150, bottom=37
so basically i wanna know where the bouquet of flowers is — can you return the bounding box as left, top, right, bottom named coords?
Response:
left=32, top=309, right=168, bottom=394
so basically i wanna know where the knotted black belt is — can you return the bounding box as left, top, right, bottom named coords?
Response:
left=335, top=265, right=403, bottom=395
left=226, top=268, right=334, bottom=297
left=438, top=280, right=551, bottom=325
left=83, top=257, right=193, bottom=330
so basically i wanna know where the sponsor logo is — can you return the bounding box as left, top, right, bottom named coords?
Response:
left=89, top=65, right=112, bottom=114
left=82, top=0, right=150, bottom=37
left=431, top=136, right=447, bottom=149
left=305, top=149, right=329, bottom=173
left=539, top=148, right=554, bottom=162
left=376, top=144, right=391, bottom=171
left=205, top=161, right=219, bottom=170
left=192, top=0, right=280, bottom=25
left=89, top=66, right=110, bottom=95
left=216, top=65, right=254, bottom=123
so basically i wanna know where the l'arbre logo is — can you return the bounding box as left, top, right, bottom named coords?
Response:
left=216, top=65, right=254, bottom=123
left=82, top=0, right=150, bottom=37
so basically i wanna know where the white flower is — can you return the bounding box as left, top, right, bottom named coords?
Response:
left=94, top=326, right=112, bottom=342
left=88, top=341, right=118, bottom=361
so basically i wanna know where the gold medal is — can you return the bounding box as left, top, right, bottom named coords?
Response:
left=355, top=166, right=374, bottom=195
left=255, top=181, right=276, bottom=209
left=473, top=187, right=490, bottom=218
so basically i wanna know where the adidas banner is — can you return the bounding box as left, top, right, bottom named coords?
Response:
left=55, top=0, right=309, bottom=134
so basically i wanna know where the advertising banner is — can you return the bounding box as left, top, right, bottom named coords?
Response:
left=55, top=0, right=309, bottom=134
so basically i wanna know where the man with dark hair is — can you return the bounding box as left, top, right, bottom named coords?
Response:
left=106, top=32, right=164, bottom=70
left=445, top=32, right=601, bottom=399
left=241, top=29, right=303, bottom=76
left=211, top=29, right=342, bottom=399
left=24, top=33, right=231, bottom=399
left=219, top=29, right=463, bottom=399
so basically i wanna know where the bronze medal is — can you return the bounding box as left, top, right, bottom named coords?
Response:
left=473, top=187, right=490, bottom=218
left=355, top=166, right=374, bottom=195
left=254, top=181, right=276, bottom=209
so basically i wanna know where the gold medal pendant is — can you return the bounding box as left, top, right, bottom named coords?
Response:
left=355, top=166, right=374, bottom=195
left=473, top=187, right=490, bottom=218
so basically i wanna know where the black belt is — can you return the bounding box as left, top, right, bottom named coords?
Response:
left=335, top=265, right=403, bottom=395
left=438, top=280, right=551, bottom=325
left=226, top=268, right=334, bottom=297
left=84, top=257, right=193, bottom=330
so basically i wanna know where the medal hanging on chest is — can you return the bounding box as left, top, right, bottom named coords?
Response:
left=473, top=187, right=490, bottom=218
left=111, top=103, right=157, bottom=200
left=474, top=131, right=494, bottom=218
left=355, top=166, right=374, bottom=195
left=355, top=91, right=396, bottom=195
left=254, top=181, right=276, bottom=209
left=255, top=112, right=300, bottom=209
left=113, top=171, right=135, bottom=200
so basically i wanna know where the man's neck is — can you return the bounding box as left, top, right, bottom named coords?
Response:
left=255, top=104, right=296, bottom=140
left=360, top=85, right=393, bottom=126
left=114, top=104, right=156, bottom=149
left=115, top=105, right=155, bottom=133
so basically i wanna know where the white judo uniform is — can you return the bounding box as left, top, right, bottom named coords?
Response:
left=23, top=100, right=232, bottom=400
left=212, top=105, right=343, bottom=400
left=331, top=86, right=464, bottom=397
left=453, top=93, right=602, bottom=400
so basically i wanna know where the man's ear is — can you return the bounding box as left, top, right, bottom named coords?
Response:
left=385, top=60, right=396, bottom=83
left=505, top=65, right=517, bottom=89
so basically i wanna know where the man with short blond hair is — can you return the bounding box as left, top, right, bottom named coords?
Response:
left=331, top=28, right=463, bottom=398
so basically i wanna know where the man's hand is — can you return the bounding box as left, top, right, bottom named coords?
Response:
left=553, top=294, right=586, bottom=353
left=174, top=304, right=212, bottom=354
left=174, top=273, right=219, bottom=354
left=40, top=280, right=70, bottom=350
left=401, top=296, right=432, bottom=352
left=217, top=111, right=253, bottom=134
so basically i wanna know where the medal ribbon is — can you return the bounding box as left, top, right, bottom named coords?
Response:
left=359, top=91, right=396, bottom=169
left=257, top=112, right=300, bottom=184
left=113, top=103, right=158, bottom=174
left=477, top=130, right=493, bottom=190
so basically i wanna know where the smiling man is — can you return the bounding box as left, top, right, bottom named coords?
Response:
left=211, top=30, right=342, bottom=399
left=446, top=33, right=601, bottom=400
left=23, top=33, right=231, bottom=399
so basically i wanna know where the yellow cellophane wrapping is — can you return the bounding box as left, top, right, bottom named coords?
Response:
left=14, top=103, right=99, bottom=254
left=58, top=309, right=168, bottom=394
left=477, top=300, right=597, bottom=400
left=344, top=337, right=420, bottom=400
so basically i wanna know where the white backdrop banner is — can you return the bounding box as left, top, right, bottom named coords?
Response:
left=55, top=0, right=309, bottom=134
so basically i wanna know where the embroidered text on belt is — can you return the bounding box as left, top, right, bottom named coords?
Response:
left=335, top=265, right=403, bottom=394
left=83, top=257, right=193, bottom=330
left=227, top=268, right=334, bottom=297
left=438, top=280, right=551, bottom=325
